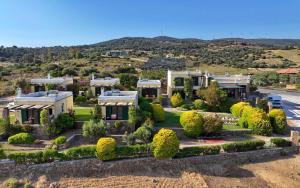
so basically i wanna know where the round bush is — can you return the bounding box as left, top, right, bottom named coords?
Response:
left=96, top=137, right=117, bottom=161
left=230, top=102, right=250, bottom=117
left=180, top=111, right=204, bottom=138
left=139, top=100, right=153, bottom=113
left=193, top=99, right=204, bottom=110
left=170, top=93, right=183, bottom=107
left=238, top=106, right=256, bottom=128
left=269, top=109, right=287, bottom=134
left=53, top=136, right=67, bottom=145
left=151, top=104, right=165, bottom=122
left=248, top=108, right=272, bottom=136
left=203, top=114, right=224, bottom=135
left=8, top=133, right=35, bottom=144
left=151, top=128, right=179, bottom=159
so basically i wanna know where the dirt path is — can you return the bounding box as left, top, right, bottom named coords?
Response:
left=55, top=155, right=300, bottom=188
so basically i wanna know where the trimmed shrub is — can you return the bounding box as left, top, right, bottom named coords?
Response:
left=248, top=108, right=272, bottom=136
left=8, top=133, right=35, bottom=144
left=238, top=106, right=255, bottom=128
left=170, top=93, right=183, bottom=107
left=269, top=109, right=287, bottom=134
left=122, top=131, right=136, bottom=145
left=96, top=137, right=117, bottom=161
left=230, top=102, right=250, bottom=117
left=175, top=145, right=221, bottom=158
left=202, top=114, right=223, bottom=135
left=40, top=109, right=49, bottom=127
left=222, top=140, right=265, bottom=153
left=139, top=99, right=153, bottom=113
left=151, top=104, right=165, bottom=122
left=193, top=99, right=204, bottom=110
left=128, top=106, right=137, bottom=126
left=53, top=136, right=66, bottom=145
left=180, top=111, right=204, bottom=138
left=151, top=128, right=179, bottom=159
left=64, top=145, right=96, bottom=159
left=270, top=138, right=292, bottom=147
left=134, top=125, right=153, bottom=144
left=75, top=96, right=87, bottom=103
left=116, top=144, right=149, bottom=158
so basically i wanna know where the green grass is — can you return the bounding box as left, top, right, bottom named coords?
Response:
left=155, top=111, right=182, bottom=128
left=74, top=107, right=93, bottom=122
left=223, top=124, right=249, bottom=131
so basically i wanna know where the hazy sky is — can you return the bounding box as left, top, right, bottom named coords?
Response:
left=1, top=0, right=300, bottom=47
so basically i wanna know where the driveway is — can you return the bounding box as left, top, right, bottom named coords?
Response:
left=258, top=88, right=300, bottom=131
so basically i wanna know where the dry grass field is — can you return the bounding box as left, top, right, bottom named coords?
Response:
left=7, top=154, right=298, bottom=188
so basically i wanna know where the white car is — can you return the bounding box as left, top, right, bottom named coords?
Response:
left=268, top=95, right=282, bottom=108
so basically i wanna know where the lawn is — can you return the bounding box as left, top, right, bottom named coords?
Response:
left=223, top=124, right=249, bottom=131
left=155, top=111, right=182, bottom=128
left=74, top=106, right=93, bottom=122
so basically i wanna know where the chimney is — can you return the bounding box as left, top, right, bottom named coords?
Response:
left=17, top=88, right=22, bottom=97
left=48, top=73, right=51, bottom=79
left=101, top=87, right=105, bottom=96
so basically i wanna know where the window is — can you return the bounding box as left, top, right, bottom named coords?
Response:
left=106, top=106, right=129, bottom=120
left=61, top=103, right=64, bottom=112
left=174, top=77, right=184, bottom=86
left=192, top=76, right=199, bottom=86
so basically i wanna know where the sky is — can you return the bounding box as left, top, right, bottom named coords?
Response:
left=0, top=0, right=300, bottom=47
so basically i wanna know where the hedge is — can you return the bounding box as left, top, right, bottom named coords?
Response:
left=270, top=138, right=292, bottom=147
left=8, top=149, right=64, bottom=164
left=151, top=128, right=179, bottom=159
left=151, top=104, right=165, bottom=122
left=115, top=144, right=149, bottom=158
left=96, top=137, right=117, bottom=161
left=64, top=145, right=96, bottom=159
left=222, top=140, right=265, bottom=153
left=175, top=145, right=221, bottom=158
left=180, top=111, right=204, bottom=138
left=230, top=102, right=250, bottom=117
left=8, top=133, right=35, bottom=144
left=269, top=109, right=287, bottom=134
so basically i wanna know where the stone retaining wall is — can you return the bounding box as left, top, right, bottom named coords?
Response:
left=0, top=146, right=298, bottom=181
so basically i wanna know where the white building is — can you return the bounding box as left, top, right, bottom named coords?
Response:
left=10, top=89, right=73, bottom=125
left=212, top=74, right=251, bottom=98
left=31, top=73, right=73, bottom=92
left=137, top=79, right=161, bottom=98
left=98, top=90, right=138, bottom=121
left=90, top=74, right=120, bottom=96
left=167, top=70, right=209, bottom=98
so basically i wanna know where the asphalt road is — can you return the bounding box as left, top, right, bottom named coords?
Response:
left=258, top=88, right=300, bottom=131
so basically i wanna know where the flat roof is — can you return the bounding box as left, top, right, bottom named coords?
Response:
left=31, top=77, right=73, bottom=85
left=15, top=90, right=73, bottom=103
left=137, top=79, right=161, bottom=88
left=90, top=77, right=120, bottom=87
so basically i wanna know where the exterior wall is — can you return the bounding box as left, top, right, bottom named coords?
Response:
left=167, top=70, right=207, bottom=98
left=91, top=86, right=96, bottom=96
left=15, top=96, right=73, bottom=124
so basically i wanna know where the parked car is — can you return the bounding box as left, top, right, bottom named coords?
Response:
left=268, top=95, right=282, bottom=108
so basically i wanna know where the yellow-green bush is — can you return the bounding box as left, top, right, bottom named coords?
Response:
left=170, top=93, right=183, bottom=107
left=238, top=106, right=256, bottom=128
left=151, top=104, right=165, bottom=122
left=247, top=108, right=272, bottom=136
left=269, top=109, right=287, bottom=134
left=96, top=137, right=117, bottom=161
left=151, top=128, right=179, bottom=159
left=180, top=111, right=204, bottom=138
left=230, top=102, right=250, bottom=117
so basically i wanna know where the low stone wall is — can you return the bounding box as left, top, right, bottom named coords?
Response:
left=0, top=146, right=298, bottom=181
